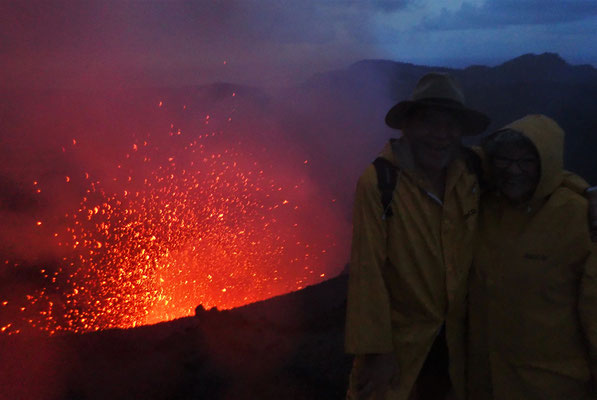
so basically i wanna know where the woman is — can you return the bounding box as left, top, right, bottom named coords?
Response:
left=468, top=114, right=597, bottom=399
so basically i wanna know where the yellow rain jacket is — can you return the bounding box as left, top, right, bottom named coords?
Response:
left=468, top=115, right=597, bottom=400
left=346, top=138, right=480, bottom=399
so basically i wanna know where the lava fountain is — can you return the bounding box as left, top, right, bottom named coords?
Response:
left=0, top=97, right=347, bottom=335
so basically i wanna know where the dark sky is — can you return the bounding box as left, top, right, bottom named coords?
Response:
left=2, top=0, right=597, bottom=88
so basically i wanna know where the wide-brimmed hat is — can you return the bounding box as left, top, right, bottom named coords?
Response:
left=385, top=72, right=490, bottom=136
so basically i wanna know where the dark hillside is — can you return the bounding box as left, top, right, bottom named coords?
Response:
left=0, top=275, right=351, bottom=400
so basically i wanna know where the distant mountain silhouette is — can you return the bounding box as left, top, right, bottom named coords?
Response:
left=286, top=52, right=597, bottom=187
left=473, top=53, right=597, bottom=84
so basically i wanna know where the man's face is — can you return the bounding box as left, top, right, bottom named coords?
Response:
left=402, top=107, right=464, bottom=172
left=491, top=143, right=540, bottom=203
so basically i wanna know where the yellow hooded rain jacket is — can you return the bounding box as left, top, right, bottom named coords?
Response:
left=468, top=114, right=597, bottom=400
left=346, top=138, right=480, bottom=399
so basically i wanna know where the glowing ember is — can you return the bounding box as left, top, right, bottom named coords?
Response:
left=0, top=102, right=342, bottom=335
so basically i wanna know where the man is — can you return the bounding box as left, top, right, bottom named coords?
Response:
left=345, top=72, right=489, bottom=400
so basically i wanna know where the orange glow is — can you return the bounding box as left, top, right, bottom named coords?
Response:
left=2, top=114, right=342, bottom=336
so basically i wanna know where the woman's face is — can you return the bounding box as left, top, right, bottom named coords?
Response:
left=492, top=142, right=540, bottom=203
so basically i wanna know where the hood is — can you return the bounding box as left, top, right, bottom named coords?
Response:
left=499, top=114, right=565, bottom=201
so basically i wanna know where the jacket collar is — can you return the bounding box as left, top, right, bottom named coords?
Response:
left=378, top=137, right=471, bottom=202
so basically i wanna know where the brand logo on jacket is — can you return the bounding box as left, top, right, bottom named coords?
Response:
left=463, top=209, right=477, bottom=220
left=523, top=253, right=548, bottom=261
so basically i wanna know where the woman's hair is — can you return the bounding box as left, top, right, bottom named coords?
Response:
left=482, top=129, right=537, bottom=157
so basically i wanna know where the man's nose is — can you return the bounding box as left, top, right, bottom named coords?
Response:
left=431, top=125, right=455, bottom=141
left=506, top=161, right=523, bottom=174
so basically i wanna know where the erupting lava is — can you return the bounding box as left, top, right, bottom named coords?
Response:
left=1, top=99, right=343, bottom=335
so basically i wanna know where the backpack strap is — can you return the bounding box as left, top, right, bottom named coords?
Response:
left=373, top=148, right=479, bottom=220
left=372, top=157, right=400, bottom=220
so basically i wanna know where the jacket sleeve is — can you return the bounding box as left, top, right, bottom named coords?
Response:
left=562, top=170, right=590, bottom=194
left=345, top=165, right=394, bottom=354
left=579, top=243, right=597, bottom=384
